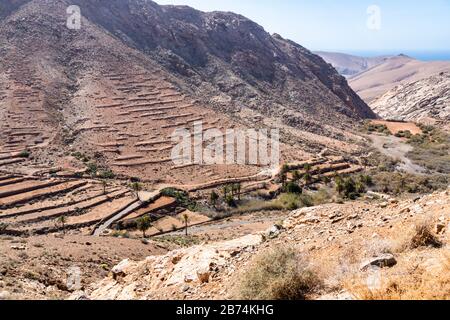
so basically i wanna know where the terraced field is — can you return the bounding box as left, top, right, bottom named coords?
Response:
left=0, top=175, right=135, bottom=235
left=0, top=56, right=54, bottom=158
left=0, top=32, right=364, bottom=241
left=68, top=68, right=277, bottom=185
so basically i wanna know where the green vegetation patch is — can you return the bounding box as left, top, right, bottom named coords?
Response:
left=407, top=126, right=450, bottom=174
left=363, top=121, right=391, bottom=135
left=154, top=235, right=201, bottom=248
left=160, top=188, right=198, bottom=211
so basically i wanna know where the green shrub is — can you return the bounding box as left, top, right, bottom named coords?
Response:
left=358, top=174, right=373, bottom=187
left=395, top=130, right=412, bottom=139
left=86, top=162, right=98, bottom=176
left=283, top=182, right=302, bottom=194
left=365, top=122, right=391, bottom=135
left=225, top=195, right=237, bottom=207
left=18, top=150, right=30, bottom=158
left=155, top=235, right=201, bottom=247
left=71, top=151, right=90, bottom=163
left=160, top=188, right=198, bottom=211
left=274, top=193, right=313, bottom=210
left=370, top=171, right=448, bottom=195
left=98, top=169, right=115, bottom=179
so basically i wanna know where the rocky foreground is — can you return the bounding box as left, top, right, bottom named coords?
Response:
left=72, top=187, right=450, bottom=300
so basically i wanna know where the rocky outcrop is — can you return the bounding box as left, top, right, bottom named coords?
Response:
left=359, top=254, right=397, bottom=271
left=80, top=234, right=262, bottom=300
left=79, top=187, right=449, bottom=300
left=370, top=72, right=450, bottom=123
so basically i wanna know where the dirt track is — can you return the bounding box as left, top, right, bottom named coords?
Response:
left=369, top=134, right=426, bottom=174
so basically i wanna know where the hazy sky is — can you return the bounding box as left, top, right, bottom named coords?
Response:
left=156, top=0, right=450, bottom=53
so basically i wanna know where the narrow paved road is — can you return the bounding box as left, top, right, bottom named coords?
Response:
left=93, top=190, right=162, bottom=236
left=93, top=200, right=142, bottom=236
left=93, top=167, right=282, bottom=236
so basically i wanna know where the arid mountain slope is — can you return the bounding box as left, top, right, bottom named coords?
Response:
left=1, top=0, right=373, bottom=184
left=0, top=0, right=256, bottom=183
left=349, top=55, right=450, bottom=103
left=371, top=72, right=450, bottom=123
left=0, top=0, right=29, bottom=20
left=315, top=51, right=392, bottom=78
left=67, top=0, right=375, bottom=123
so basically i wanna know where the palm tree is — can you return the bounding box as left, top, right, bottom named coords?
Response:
left=222, top=185, right=230, bottom=201
left=280, top=172, right=287, bottom=185
left=236, top=183, right=242, bottom=201
left=130, top=182, right=142, bottom=199
left=101, top=179, right=108, bottom=195
left=303, top=172, right=312, bottom=185
left=335, top=176, right=344, bottom=195
left=210, top=191, right=219, bottom=207
left=182, top=213, right=190, bottom=236
left=230, top=184, right=236, bottom=197
left=57, top=215, right=67, bottom=235
left=136, top=216, right=152, bottom=238
left=303, top=163, right=312, bottom=173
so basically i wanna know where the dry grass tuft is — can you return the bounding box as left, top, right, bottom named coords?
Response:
left=345, top=252, right=450, bottom=300
left=409, top=222, right=443, bottom=249
left=395, top=219, right=443, bottom=252
left=236, top=246, right=323, bottom=300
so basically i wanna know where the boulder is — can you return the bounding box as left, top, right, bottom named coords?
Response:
left=300, top=216, right=321, bottom=224
left=111, top=259, right=132, bottom=280
left=436, top=222, right=446, bottom=234
left=360, top=254, right=397, bottom=271
left=265, top=224, right=283, bottom=239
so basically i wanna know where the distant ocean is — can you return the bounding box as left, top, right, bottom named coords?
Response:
left=344, top=50, right=450, bottom=61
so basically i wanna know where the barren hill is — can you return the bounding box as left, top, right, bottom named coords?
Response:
left=315, top=51, right=392, bottom=78
left=349, top=55, right=450, bottom=103
left=371, top=72, right=450, bottom=123
left=67, top=0, right=374, bottom=121
left=0, top=0, right=374, bottom=183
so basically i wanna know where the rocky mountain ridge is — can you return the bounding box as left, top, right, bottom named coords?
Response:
left=1, top=0, right=375, bottom=132
left=370, top=72, right=450, bottom=123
